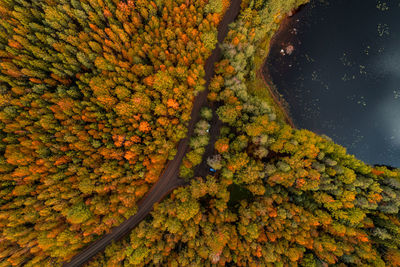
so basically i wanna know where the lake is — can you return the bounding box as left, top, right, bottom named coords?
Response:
left=264, top=0, right=400, bottom=167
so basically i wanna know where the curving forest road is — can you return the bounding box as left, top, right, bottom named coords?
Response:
left=64, top=1, right=242, bottom=266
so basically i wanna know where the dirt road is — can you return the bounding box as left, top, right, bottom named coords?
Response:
left=64, top=1, right=242, bottom=266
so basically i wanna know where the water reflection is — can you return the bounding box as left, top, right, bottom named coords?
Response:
left=265, top=0, right=400, bottom=167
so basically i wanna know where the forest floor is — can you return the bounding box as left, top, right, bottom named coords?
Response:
left=63, top=1, right=242, bottom=266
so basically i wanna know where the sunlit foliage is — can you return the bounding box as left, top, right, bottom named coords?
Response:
left=0, top=0, right=227, bottom=264
left=87, top=0, right=400, bottom=266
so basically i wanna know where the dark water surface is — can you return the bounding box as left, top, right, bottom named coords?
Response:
left=265, top=0, right=400, bottom=167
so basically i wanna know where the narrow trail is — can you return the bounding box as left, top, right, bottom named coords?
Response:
left=64, top=1, right=242, bottom=266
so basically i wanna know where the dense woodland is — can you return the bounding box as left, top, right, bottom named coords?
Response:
left=0, top=0, right=399, bottom=266
left=87, top=0, right=400, bottom=266
left=0, top=0, right=228, bottom=265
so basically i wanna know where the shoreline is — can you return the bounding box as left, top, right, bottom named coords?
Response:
left=256, top=5, right=308, bottom=129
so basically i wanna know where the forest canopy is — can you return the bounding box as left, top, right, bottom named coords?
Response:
left=88, top=0, right=400, bottom=266
left=0, top=0, right=400, bottom=266
left=0, top=0, right=228, bottom=265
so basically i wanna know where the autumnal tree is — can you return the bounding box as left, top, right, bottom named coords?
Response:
left=0, top=0, right=229, bottom=264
